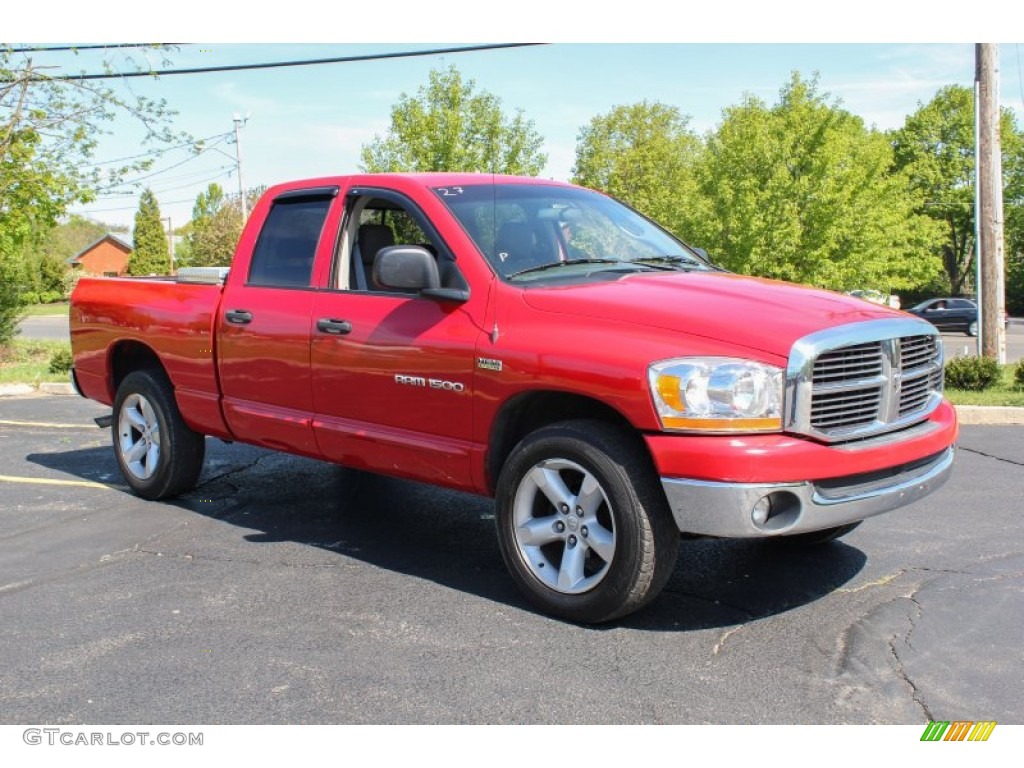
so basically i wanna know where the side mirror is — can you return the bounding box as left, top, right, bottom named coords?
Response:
left=374, top=245, right=440, bottom=291
left=692, top=247, right=710, bottom=261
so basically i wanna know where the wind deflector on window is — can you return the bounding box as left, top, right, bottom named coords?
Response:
left=273, top=186, right=339, bottom=202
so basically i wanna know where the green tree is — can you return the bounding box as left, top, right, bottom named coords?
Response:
left=688, top=73, right=942, bottom=291
left=572, top=101, right=702, bottom=238
left=1, top=45, right=181, bottom=342
left=360, top=65, right=547, bottom=175
left=180, top=183, right=237, bottom=267
left=128, top=189, right=169, bottom=276
left=891, top=84, right=1024, bottom=298
left=177, top=184, right=261, bottom=268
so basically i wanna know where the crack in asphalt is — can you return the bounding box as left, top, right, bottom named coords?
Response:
left=958, top=445, right=1024, bottom=468
left=887, top=591, right=933, bottom=721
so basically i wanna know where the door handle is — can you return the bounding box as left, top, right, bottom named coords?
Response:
left=226, top=309, right=253, bottom=325
left=316, top=318, right=352, bottom=335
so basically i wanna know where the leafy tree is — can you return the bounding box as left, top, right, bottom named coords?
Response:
left=180, top=183, right=236, bottom=267
left=360, top=65, right=547, bottom=175
left=128, top=189, right=169, bottom=276
left=892, top=85, right=1024, bottom=297
left=572, top=101, right=702, bottom=238
left=1, top=45, right=181, bottom=342
left=688, top=73, right=942, bottom=291
left=177, top=184, right=262, bottom=268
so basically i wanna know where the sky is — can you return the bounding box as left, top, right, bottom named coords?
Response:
left=6, top=2, right=1024, bottom=232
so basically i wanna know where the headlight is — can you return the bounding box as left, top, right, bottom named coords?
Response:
left=648, top=357, right=784, bottom=432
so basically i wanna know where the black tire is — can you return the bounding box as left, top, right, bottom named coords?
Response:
left=112, top=369, right=205, bottom=500
left=495, top=420, right=679, bottom=623
left=774, top=521, right=861, bottom=546
left=968, top=320, right=978, bottom=337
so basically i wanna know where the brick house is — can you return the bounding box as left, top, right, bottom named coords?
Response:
left=67, top=233, right=133, bottom=276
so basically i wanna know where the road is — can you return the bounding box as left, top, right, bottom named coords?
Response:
left=0, top=394, right=1021, bottom=726
left=15, top=314, right=69, bottom=342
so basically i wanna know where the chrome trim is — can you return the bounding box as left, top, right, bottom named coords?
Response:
left=785, top=318, right=943, bottom=443
left=660, top=446, right=955, bottom=538
left=69, top=367, right=84, bottom=398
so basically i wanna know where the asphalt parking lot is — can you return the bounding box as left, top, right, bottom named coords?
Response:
left=1, top=393, right=1021, bottom=725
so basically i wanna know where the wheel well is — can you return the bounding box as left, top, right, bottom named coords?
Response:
left=486, top=391, right=647, bottom=494
left=108, top=341, right=167, bottom=398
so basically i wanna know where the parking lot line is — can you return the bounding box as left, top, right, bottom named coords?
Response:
left=0, top=474, right=110, bottom=490
left=0, top=419, right=97, bottom=430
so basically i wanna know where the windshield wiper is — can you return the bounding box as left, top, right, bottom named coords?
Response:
left=634, top=255, right=707, bottom=270
left=507, top=258, right=651, bottom=279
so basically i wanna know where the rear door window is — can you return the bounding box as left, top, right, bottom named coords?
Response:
left=247, top=196, right=333, bottom=287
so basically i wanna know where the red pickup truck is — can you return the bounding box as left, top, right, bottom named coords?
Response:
left=70, top=173, right=958, bottom=623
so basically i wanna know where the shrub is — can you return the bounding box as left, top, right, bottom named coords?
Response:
left=48, top=346, right=74, bottom=374
left=1014, top=360, right=1024, bottom=391
left=38, top=291, right=63, bottom=304
left=20, top=291, right=40, bottom=305
left=944, top=355, right=1002, bottom=391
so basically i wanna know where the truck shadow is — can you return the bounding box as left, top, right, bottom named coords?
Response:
left=29, top=440, right=866, bottom=632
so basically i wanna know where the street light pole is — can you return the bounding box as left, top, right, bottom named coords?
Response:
left=233, top=114, right=249, bottom=225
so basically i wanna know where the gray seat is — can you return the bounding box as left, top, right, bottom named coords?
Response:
left=355, top=224, right=395, bottom=291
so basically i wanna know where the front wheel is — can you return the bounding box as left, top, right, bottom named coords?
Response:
left=495, top=420, right=679, bottom=623
left=113, top=369, right=205, bottom=500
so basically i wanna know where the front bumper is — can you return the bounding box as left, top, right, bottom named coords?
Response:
left=660, top=445, right=954, bottom=537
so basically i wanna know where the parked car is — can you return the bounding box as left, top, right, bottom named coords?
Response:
left=907, top=297, right=979, bottom=336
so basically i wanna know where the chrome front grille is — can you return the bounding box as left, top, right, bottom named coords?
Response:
left=786, top=319, right=944, bottom=443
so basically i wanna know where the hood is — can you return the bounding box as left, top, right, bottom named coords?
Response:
left=520, top=271, right=907, bottom=359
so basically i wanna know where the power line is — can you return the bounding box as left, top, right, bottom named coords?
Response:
left=18, top=43, right=545, bottom=82
left=5, top=43, right=175, bottom=53
left=93, top=165, right=236, bottom=199
left=105, top=135, right=230, bottom=188
left=86, top=130, right=232, bottom=168
left=74, top=195, right=199, bottom=213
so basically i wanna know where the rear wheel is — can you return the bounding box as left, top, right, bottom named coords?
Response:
left=113, top=369, right=205, bottom=500
left=495, top=420, right=679, bottom=623
left=968, top=320, right=978, bottom=337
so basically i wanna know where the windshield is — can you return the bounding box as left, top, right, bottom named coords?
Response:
left=432, top=183, right=713, bottom=282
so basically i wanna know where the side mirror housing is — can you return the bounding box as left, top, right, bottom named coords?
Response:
left=374, top=245, right=440, bottom=291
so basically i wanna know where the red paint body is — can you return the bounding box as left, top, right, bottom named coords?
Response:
left=70, top=174, right=958, bottom=498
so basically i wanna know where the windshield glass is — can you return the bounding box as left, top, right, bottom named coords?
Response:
left=432, top=183, right=713, bottom=282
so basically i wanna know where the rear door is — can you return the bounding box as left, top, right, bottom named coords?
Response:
left=217, top=186, right=340, bottom=457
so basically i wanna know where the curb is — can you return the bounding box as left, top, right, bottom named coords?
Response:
left=953, top=405, right=1024, bottom=425
left=0, top=382, right=76, bottom=397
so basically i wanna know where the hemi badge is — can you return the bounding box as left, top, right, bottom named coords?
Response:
left=477, top=357, right=503, bottom=372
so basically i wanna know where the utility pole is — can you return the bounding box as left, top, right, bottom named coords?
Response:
left=233, top=114, right=249, bottom=225
left=976, top=44, right=1006, bottom=363
left=164, top=216, right=174, bottom=274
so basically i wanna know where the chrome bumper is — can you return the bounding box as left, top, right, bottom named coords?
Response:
left=660, top=446, right=955, bottom=537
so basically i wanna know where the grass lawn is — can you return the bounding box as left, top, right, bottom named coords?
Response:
left=945, top=364, right=1024, bottom=407
left=0, top=340, right=72, bottom=385
left=20, top=302, right=70, bottom=317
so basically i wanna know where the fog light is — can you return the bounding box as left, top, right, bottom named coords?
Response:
left=751, top=496, right=772, bottom=526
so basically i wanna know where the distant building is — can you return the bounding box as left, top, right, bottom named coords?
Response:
left=67, top=233, right=133, bottom=276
